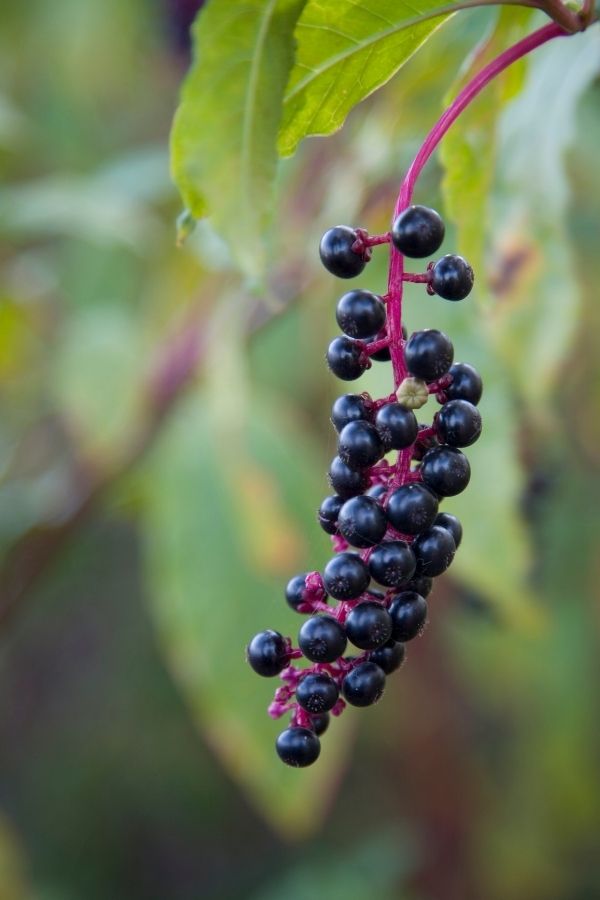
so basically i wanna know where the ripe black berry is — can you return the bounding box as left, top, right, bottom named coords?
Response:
left=246, top=630, right=290, bottom=677
left=404, top=575, right=433, bottom=597
left=331, top=393, right=372, bottom=432
left=366, top=483, right=387, bottom=501
left=421, top=445, right=471, bottom=496
left=369, top=639, right=406, bottom=674
left=445, top=362, right=483, bottom=405
left=319, top=226, right=368, bottom=279
left=318, top=494, right=344, bottom=535
left=310, top=712, right=330, bottom=736
left=436, top=399, right=482, bottom=447
left=328, top=456, right=370, bottom=498
left=338, top=420, right=384, bottom=470
left=412, top=525, right=456, bottom=576
left=285, top=573, right=309, bottom=612
left=276, top=727, right=321, bottom=767
left=435, top=512, right=462, bottom=548
left=430, top=254, right=474, bottom=301
left=386, top=483, right=438, bottom=535
left=296, top=672, right=339, bottom=713
left=337, top=495, right=387, bottom=548
left=326, top=336, right=368, bottom=381
left=298, top=615, right=347, bottom=663
left=368, top=539, right=416, bottom=587
left=342, top=661, right=386, bottom=706
left=367, top=329, right=392, bottom=362
left=346, top=601, right=393, bottom=650
left=336, top=290, right=386, bottom=339
left=323, top=552, right=370, bottom=599
left=405, top=329, right=454, bottom=382
left=375, top=402, right=418, bottom=450
left=389, top=592, right=428, bottom=641
left=391, top=205, right=445, bottom=258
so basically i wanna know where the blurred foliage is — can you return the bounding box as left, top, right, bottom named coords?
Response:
left=0, top=1, right=599, bottom=899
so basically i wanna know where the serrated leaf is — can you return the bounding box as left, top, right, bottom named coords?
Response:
left=140, top=390, right=353, bottom=837
left=440, top=8, right=534, bottom=277
left=278, top=0, right=454, bottom=157
left=170, top=0, right=306, bottom=280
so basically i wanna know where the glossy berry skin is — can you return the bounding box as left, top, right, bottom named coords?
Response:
left=337, top=495, right=388, bottom=548
left=375, top=402, right=418, bottom=451
left=328, top=456, right=370, bottom=499
left=310, top=712, right=330, bottom=736
left=436, top=399, right=482, bottom=447
left=319, top=226, right=367, bottom=279
left=391, top=205, right=445, bottom=258
left=386, top=483, right=438, bottom=535
left=323, top=552, right=370, bottom=599
left=326, top=336, right=367, bottom=381
left=369, top=639, right=406, bottom=674
left=389, top=592, right=428, bottom=641
left=276, top=727, right=321, bottom=767
left=296, top=672, right=339, bottom=714
left=430, top=254, right=474, bottom=301
left=336, top=290, right=386, bottom=339
left=421, top=445, right=471, bottom=496
left=368, top=540, right=416, bottom=588
left=318, top=494, right=344, bottom=535
left=366, top=483, right=386, bottom=501
left=246, top=630, right=290, bottom=677
left=298, top=615, right=347, bottom=663
left=342, top=661, right=386, bottom=707
left=331, top=394, right=372, bottom=432
left=445, top=362, right=483, bottom=405
left=404, top=575, right=433, bottom=597
left=367, top=329, right=392, bottom=362
left=345, top=601, right=393, bottom=650
left=285, top=573, right=309, bottom=612
left=338, top=420, right=384, bottom=470
left=412, top=525, right=456, bottom=576
left=435, top=512, right=463, bottom=549
left=405, top=329, right=454, bottom=382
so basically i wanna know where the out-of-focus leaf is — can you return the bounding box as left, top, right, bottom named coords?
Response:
left=170, top=0, right=306, bottom=280
left=140, top=389, right=353, bottom=837
left=278, top=0, right=453, bottom=157
left=440, top=8, right=534, bottom=277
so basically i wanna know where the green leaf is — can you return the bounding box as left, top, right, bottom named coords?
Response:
left=278, top=0, right=454, bottom=157
left=139, top=389, right=354, bottom=837
left=170, top=0, right=306, bottom=280
left=440, top=8, right=535, bottom=277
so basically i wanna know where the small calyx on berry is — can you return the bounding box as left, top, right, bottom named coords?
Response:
left=246, top=630, right=291, bottom=677
left=276, top=727, right=321, bottom=767
left=345, top=600, right=393, bottom=650
left=386, top=483, right=439, bottom=535
left=298, top=614, right=347, bottom=662
left=323, top=551, right=371, bottom=599
left=320, top=226, right=369, bottom=279
left=429, top=254, right=474, bottom=301
left=368, top=539, right=416, bottom=588
left=391, top=205, right=445, bottom=258
left=296, top=672, right=339, bottom=713
left=336, top=289, right=386, bottom=339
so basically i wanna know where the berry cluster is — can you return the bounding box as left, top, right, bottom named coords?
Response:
left=247, top=206, right=482, bottom=767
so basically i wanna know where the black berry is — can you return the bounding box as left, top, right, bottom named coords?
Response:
left=318, top=494, right=344, bottom=535
left=331, top=393, right=372, bottom=432
left=342, top=661, right=386, bottom=706
left=405, top=329, right=454, bottom=382
left=345, top=601, right=393, bottom=650
left=404, top=575, right=433, bottom=597
left=412, top=525, right=456, bottom=576
left=436, top=399, right=482, bottom=447
left=337, top=495, right=388, bottom=548
left=336, top=290, right=386, bottom=339
left=386, top=483, right=438, bottom=535
left=434, top=512, right=463, bottom=549
left=298, top=615, right=347, bottom=663
left=445, top=362, right=483, bottom=405
left=296, top=672, right=339, bottom=713
left=310, top=712, right=330, bottom=736
left=421, top=445, right=471, bottom=496
left=323, top=552, right=370, bottom=599
left=375, top=402, right=418, bottom=451
left=366, top=483, right=387, bottom=501
left=319, top=226, right=368, bottom=279
left=338, top=420, right=384, bottom=470
left=389, top=592, right=428, bottom=641
left=246, top=630, right=290, bottom=677
left=285, top=573, right=309, bottom=612
left=328, top=456, right=370, bottom=498
left=368, top=539, right=416, bottom=587
left=391, top=205, right=445, bottom=258
left=430, top=254, right=474, bottom=301
left=366, top=329, right=392, bottom=362
left=326, top=336, right=368, bottom=381
left=369, top=639, right=406, bottom=674
left=276, top=727, right=321, bottom=767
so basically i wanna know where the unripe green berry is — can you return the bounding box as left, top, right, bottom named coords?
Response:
left=397, top=377, right=429, bottom=410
